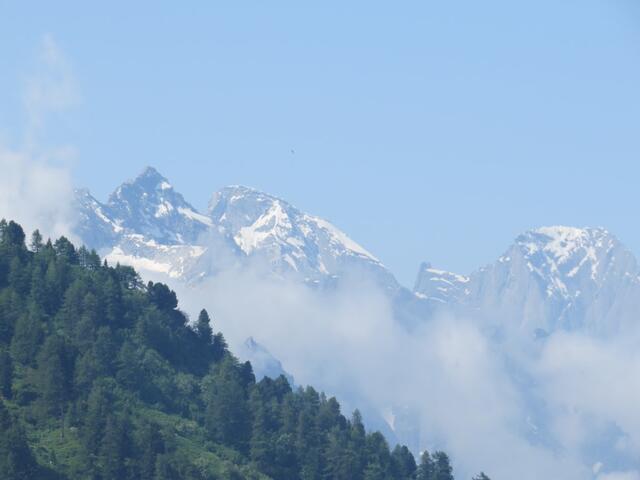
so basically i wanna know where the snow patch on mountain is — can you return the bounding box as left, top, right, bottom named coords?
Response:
left=413, top=262, right=470, bottom=305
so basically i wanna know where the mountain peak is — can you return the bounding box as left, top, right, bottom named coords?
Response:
left=131, top=166, right=171, bottom=189
left=515, top=225, right=616, bottom=269
left=205, top=184, right=389, bottom=283
left=99, top=166, right=211, bottom=245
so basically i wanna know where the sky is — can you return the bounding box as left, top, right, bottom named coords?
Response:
left=1, top=1, right=640, bottom=286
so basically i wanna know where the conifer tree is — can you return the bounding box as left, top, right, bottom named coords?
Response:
left=196, top=308, right=213, bottom=344
left=0, top=348, right=13, bottom=398
left=417, top=450, right=435, bottom=480
left=35, top=335, right=70, bottom=420
left=30, top=229, right=43, bottom=253
left=10, top=311, right=43, bottom=365
left=391, top=444, right=417, bottom=479
left=202, top=356, right=252, bottom=453
left=433, top=451, right=454, bottom=480
left=0, top=400, right=38, bottom=479
left=99, top=414, right=128, bottom=480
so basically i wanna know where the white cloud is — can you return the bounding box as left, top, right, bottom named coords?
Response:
left=166, top=263, right=591, bottom=480
left=0, top=34, right=78, bottom=240
left=23, top=34, right=80, bottom=145
left=0, top=147, right=75, bottom=240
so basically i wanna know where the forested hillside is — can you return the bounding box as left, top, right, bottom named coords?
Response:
left=0, top=219, right=482, bottom=480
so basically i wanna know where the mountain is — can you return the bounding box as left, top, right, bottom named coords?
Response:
left=413, top=226, right=640, bottom=336
left=75, top=167, right=640, bottom=338
left=74, top=167, right=402, bottom=292
left=208, top=185, right=398, bottom=288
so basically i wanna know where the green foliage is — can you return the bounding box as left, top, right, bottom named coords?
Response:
left=0, top=399, right=39, bottom=479
left=0, top=219, right=462, bottom=480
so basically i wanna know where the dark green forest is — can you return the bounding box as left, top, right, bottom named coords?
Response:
left=0, top=219, right=488, bottom=480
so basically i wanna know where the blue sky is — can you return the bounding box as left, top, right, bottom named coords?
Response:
left=1, top=1, right=639, bottom=285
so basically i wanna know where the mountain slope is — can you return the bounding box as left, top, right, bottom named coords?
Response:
left=413, top=226, right=640, bottom=336
left=74, top=168, right=403, bottom=292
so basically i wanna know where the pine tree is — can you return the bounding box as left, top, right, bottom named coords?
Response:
left=391, top=444, right=417, bottom=479
left=99, top=414, right=128, bottom=480
left=212, top=331, right=228, bottom=361
left=138, top=420, right=165, bottom=480
left=196, top=308, right=213, bottom=344
left=417, top=451, right=435, bottom=480
left=0, top=348, right=13, bottom=398
left=433, top=451, right=453, bottom=480
left=82, top=380, right=113, bottom=461
left=30, top=230, right=43, bottom=253
left=0, top=399, right=38, bottom=479
left=202, top=356, right=252, bottom=453
left=35, top=335, right=70, bottom=421
left=10, top=310, right=43, bottom=365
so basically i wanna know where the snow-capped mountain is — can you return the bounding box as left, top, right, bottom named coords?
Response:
left=74, top=168, right=640, bottom=338
left=74, top=167, right=401, bottom=291
left=414, top=226, right=640, bottom=336
left=207, top=185, right=398, bottom=288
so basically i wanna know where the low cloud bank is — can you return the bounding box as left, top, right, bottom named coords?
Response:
left=168, top=260, right=639, bottom=480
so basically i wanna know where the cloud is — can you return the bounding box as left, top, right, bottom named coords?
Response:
left=23, top=34, right=80, bottom=145
left=0, top=34, right=78, bottom=240
left=167, top=262, right=593, bottom=480
left=0, top=147, right=75, bottom=240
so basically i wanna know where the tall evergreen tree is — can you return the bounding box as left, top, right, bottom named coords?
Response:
left=0, top=400, right=38, bottom=479
left=10, top=311, right=43, bottom=365
left=196, top=308, right=213, bottom=344
left=99, top=414, right=129, bottom=480
left=35, top=335, right=71, bottom=421
left=417, top=451, right=435, bottom=480
left=202, top=356, right=252, bottom=453
left=30, top=229, right=43, bottom=253
left=432, top=451, right=454, bottom=480
left=0, top=348, right=13, bottom=398
left=391, top=444, right=417, bottom=479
